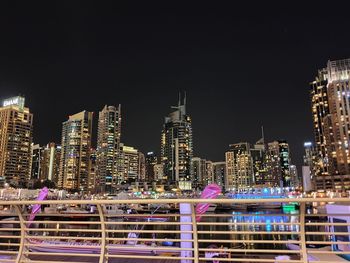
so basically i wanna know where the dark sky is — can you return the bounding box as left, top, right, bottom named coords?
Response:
left=0, top=2, right=350, bottom=170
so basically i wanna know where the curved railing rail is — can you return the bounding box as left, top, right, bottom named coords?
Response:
left=0, top=197, right=349, bottom=262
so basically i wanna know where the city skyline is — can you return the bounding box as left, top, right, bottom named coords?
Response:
left=1, top=3, right=350, bottom=170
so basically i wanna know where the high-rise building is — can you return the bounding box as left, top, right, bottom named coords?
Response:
left=225, top=142, right=254, bottom=190
left=289, top=164, right=299, bottom=188
left=213, top=162, right=226, bottom=190
left=310, top=58, right=350, bottom=190
left=145, top=152, right=158, bottom=182
left=58, top=111, right=93, bottom=191
left=205, top=161, right=214, bottom=185
left=154, top=164, right=164, bottom=181
left=41, top=143, right=61, bottom=184
left=31, top=143, right=61, bottom=185
left=161, top=93, right=193, bottom=190
left=0, top=96, right=33, bottom=187
left=138, top=151, right=146, bottom=182
left=266, top=140, right=291, bottom=187
left=120, top=144, right=140, bottom=183
left=88, top=148, right=97, bottom=192
left=251, top=139, right=267, bottom=186
left=191, top=157, right=208, bottom=188
left=96, top=105, right=122, bottom=192
left=310, top=68, right=330, bottom=175
left=31, top=144, right=43, bottom=181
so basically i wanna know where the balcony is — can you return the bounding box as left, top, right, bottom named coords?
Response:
left=0, top=197, right=349, bottom=262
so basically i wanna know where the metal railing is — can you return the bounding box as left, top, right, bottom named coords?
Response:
left=0, top=197, right=349, bottom=262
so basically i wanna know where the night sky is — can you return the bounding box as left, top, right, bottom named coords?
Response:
left=0, top=2, right=350, bottom=170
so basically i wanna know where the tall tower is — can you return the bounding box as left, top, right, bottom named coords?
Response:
left=145, top=152, right=158, bottom=182
left=96, top=105, right=121, bottom=192
left=161, top=93, right=193, bottom=190
left=0, top=96, right=33, bottom=187
left=225, top=142, right=254, bottom=190
left=310, top=58, right=350, bottom=190
left=310, top=69, right=330, bottom=175
left=58, top=111, right=93, bottom=191
left=266, top=140, right=290, bottom=187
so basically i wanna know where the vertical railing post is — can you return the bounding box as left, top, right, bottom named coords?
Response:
left=190, top=203, right=199, bottom=263
left=180, top=203, right=194, bottom=263
left=299, top=202, right=308, bottom=263
left=97, top=204, right=107, bottom=263
left=14, top=205, right=27, bottom=263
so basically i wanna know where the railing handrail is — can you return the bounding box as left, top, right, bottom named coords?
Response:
left=0, top=196, right=349, bottom=262
left=0, top=197, right=348, bottom=205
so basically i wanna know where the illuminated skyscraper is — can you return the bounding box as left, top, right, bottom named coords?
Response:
left=225, top=142, right=254, bottom=190
left=310, top=58, right=350, bottom=190
left=0, top=96, right=33, bottom=187
left=58, top=111, right=93, bottom=191
left=31, top=143, right=61, bottom=185
left=119, top=144, right=142, bottom=183
left=161, top=93, right=193, bottom=190
left=145, top=152, right=158, bottom=182
left=96, top=105, right=121, bottom=192
left=213, top=162, right=226, bottom=190
left=31, top=144, right=43, bottom=181
left=191, top=157, right=207, bottom=188
left=138, top=151, right=146, bottom=181
left=266, top=140, right=290, bottom=187
left=42, top=143, right=61, bottom=184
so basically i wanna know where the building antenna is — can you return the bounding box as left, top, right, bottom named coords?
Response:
left=184, top=91, right=187, bottom=106
left=178, top=92, right=181, bottom=107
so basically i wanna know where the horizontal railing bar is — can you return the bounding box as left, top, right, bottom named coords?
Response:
left=198, top=239, right=300, bottom=244
left=198, top=222, right=300, bottom=225
left=106, top=245, right=192, bottom=251
left=0, top=243, right=19, bottom=246
left=25, top=228, right=102, bottom=232
left=106, top=229, right=193, bottom=233
left=306, top=222, right=350, bottom=226
left=310, top=250, right=350, bottom=254
left=306, top=231, right=350, bottom=235
left=0, top=197, right=348, bottom=205
left=25, top=243, right=193, bottom=251
left=23, top=220, right=101, bottom=224
left=107, top=254, right=191, bottom=260
left=22, top=213, right=100, bottom=217
left=197, top=230, right=301, bottom=235
left=27, top=236, right=102, bottom=240
left=21, top=261, right=91, bottom=263
left=24, top=251, right=101, bottom=257
left=106, top=237, right=194, bottom=242
left=24, top=220, right=192, bottom=225
left=198, top=258, right=302, bottom=262
left=200, top=213, right=299, bottom=217
left=198, top=248, right=301, bottom=253
left=105, top=221, right=192, bottom=225
left=0, top=251, right=18, bottom=254
left=306, top=241, right=350, bottom=244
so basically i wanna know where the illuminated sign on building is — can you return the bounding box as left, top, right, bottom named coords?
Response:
left=304, top=142, right=312, bottom=147
left=2, top=96, right=25, bottom=109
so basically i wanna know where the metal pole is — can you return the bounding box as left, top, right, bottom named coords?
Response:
left=14, top=205, right=27, bottom=263
left=299, top=202, right=308, bottom=263
left=180, top=203, right=193, bottom=263
left=190, top=203, right=199, bottom=263
left=97, top=204, right=107, bottom=263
